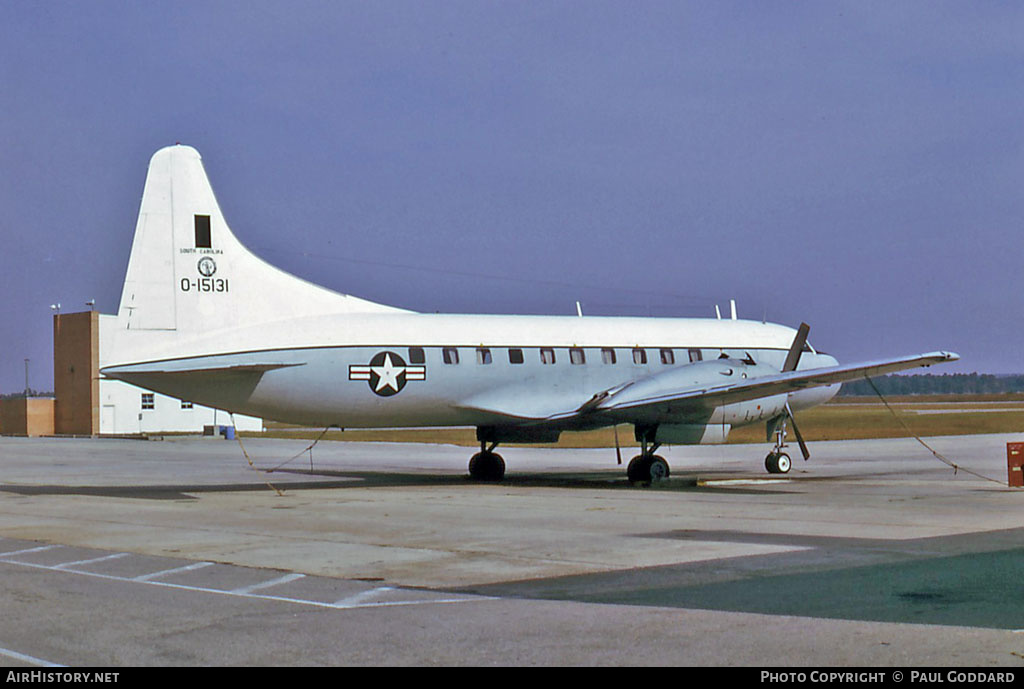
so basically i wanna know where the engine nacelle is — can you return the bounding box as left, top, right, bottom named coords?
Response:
left=653, top=423, right=731, bottom=445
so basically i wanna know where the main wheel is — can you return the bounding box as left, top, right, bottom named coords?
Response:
left=765, top=451, right=791, bottom=474
left=468, top=451, right=506, bottom=481
left=627, top=454, right=670, bottom=485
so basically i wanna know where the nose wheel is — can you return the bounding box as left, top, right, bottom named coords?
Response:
left=765, top=451, right=791, bottom=474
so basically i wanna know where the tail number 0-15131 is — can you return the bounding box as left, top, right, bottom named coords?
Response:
left=180, top=277, right=230, bottom=293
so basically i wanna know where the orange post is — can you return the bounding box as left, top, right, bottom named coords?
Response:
left=1008, top=443, right=1024, bottom=488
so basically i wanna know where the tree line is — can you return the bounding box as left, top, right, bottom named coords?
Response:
left=839, top=373, right=1024, bottom=396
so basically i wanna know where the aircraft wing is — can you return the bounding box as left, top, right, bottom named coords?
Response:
left=454, top=350, right=958, bottom=427
left=575, top=351, right=959, bottom=421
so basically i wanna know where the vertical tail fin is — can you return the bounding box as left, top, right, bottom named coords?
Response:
left=116, top=145, right=404, bottom=336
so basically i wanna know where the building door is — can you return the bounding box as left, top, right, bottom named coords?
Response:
left=101, top=405, right=115, bottom=434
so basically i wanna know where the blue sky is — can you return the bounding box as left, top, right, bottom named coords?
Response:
left=1, top=1, right=1022, bottom=392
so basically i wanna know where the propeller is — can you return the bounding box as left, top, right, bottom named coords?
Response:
left=780, top=323, right=812, bottom=461
left=782, top=322, right=810, bottom=372
left=785, top=402, right=811, bottom=461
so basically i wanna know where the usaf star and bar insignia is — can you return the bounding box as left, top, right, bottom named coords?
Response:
left=349, top=351, right=426, bottom=396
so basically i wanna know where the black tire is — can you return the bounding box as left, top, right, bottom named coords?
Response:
left=627, top=454, right=652, bottom=485
left=649, top=455, right=670, bottom=481
left=765, top=452, right=791, bottom=474
left=469, top=451, right=506, bottom=481
left=627, top=454, right=670, bottom=485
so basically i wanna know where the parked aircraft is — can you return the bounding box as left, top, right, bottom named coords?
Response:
left=101, top=145, right=958, bottom=483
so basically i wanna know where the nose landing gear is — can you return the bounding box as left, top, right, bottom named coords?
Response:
left=764, top=450, right=792, bottom=474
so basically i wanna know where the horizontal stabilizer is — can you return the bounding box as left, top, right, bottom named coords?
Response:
left=103, top=361, right=303, bottom=377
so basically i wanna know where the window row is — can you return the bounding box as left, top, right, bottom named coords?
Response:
left=140, top=393, right=194, bottom=411
left=405, top=346, right=706, bottom=366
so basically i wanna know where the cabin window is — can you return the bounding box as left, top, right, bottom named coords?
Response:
left=180, top=400, right=193, bottom=410
left=141, top=393, right=155, bottom=410
left=408, top=347, right=425, bottom=364
left=688, top=348, right=702, bottom=362
left=194, top=215, right=212, bottom=249
left=540, top=348, right=556, bottom=364
left=508, top=348, right=524, bottom=364
left=476, top=348, right=493, bottom=365
left=443, top=347, right=460, bottom=365
left=660, top=348, right=675, bottom=365
left=632, top=348, right=647, bottom=365
left=569, top=348, right=586, bottom=365
left=601, top=348, right=617, bottom=364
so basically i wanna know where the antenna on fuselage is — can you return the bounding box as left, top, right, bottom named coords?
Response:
left=715, top=305, right=722, bottom=319
left=576, top=301, right=583, bottom=317
left=730, top=299, right=737, bottom=320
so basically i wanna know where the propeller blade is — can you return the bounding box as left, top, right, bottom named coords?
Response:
left=786, top=403, right=811, bottom=461
left=614, top=425, right=623, bottom=465
left=782, top=322, right=811, bottom=372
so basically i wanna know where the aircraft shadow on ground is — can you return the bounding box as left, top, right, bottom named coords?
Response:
left=0, top=469, right=780, bottom=499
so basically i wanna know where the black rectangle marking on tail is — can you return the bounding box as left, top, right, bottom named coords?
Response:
left=195, top=215, right=212, bottom=248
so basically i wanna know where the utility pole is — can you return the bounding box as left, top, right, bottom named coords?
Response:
left=24, top=358, right=29, bottom=397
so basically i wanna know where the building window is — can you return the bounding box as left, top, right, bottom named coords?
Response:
left=476, top=348, right=492, bottom=365
left=141, top=393, right=155, bottom=410
left=601, top=348, right=617, bottom=364
left=660, top=348, right=675, bottom=365
left=688, top=348, right=703, bottom=363
left=632, top=348, right=647, bottom=365
left=569, top=348, right=586, bottom=365
left=181, top=400, right=193, bottom=410
left=508, top=348, right=524, bottom=364
left=194, top=215, right=212, bottom=249
left=408, top=347, right=425, bottom=364
left=442, top=347, right=460, bottom=365
left=540, top=348, right=556, bottom=364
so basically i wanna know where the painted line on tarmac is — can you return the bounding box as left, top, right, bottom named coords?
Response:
left=132, top=561, right=214, bottom=581
left=0, top=644, right=65, bottom=667
left=230, top=572, right=306, bottom=594
left=698, top=478, right=793, bottom=487
left=1, top=551, right=495, bottom=612
left=0, top=545, right=61, bottom=559
left=53, top=553, right=129, bottom=569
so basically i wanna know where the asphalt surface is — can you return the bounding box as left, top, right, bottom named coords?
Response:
left=0, top=433, right=1021, bottom=666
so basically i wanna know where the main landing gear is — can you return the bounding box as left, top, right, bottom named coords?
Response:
left=626, top=439, right=670, bottom=486
left=468, top=441, right=505, bottom=482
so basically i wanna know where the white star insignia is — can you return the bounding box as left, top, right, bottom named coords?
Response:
left=371, top=353, right=404, bottom=393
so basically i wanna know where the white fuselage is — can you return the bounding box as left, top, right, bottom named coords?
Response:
left=104, top=312, right=840, bottom=431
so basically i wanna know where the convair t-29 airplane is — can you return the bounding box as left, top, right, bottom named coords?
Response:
left=102, top=145, right=959, bottom=484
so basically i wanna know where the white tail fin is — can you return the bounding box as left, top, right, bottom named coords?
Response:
left=116, top=145, right=404, bottom=336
